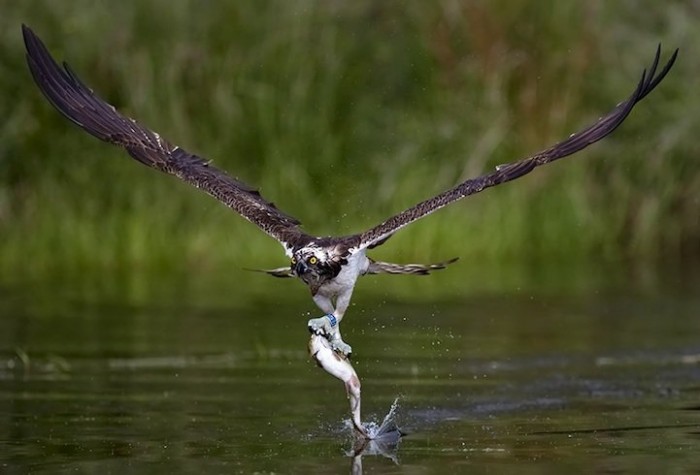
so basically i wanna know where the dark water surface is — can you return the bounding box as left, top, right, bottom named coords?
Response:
left=1, top=267, right=700, bottom=473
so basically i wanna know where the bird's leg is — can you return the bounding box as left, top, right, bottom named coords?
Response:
left=329, top=292, right=353, bottom=356
left=308, top=292, right=353, bottom=357
left=308, top=293, right=337, bottom=337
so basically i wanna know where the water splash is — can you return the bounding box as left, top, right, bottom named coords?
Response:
left=370, top=397, right=402, bottom=439
left=346, top=397, right=403, bottom=440
left=345, top=398, right=403, bottom=470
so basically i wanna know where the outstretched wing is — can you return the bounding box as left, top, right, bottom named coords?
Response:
left=22, top=25, right=309, bottom=252
left=245, top=266, right=295, bottom=278
left=357, top=46, right=678, bottom=251
left=365, top=257, right=458, bottom=276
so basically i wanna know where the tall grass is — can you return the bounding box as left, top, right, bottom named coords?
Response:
left=1, top=1, right=699, bottom=283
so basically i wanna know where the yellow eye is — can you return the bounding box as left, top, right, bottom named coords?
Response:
left=309, top=256, right=318, bottom=265
left=291, top=257, right=297, bottom=265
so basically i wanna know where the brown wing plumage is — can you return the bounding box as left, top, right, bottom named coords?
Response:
left=365, top=257, right=459, bottom=275
left=357, top=46, right=678, bottom=250
left=245, top=266, right=295, bottom=278
left=22, top=25, right=309, bottom=250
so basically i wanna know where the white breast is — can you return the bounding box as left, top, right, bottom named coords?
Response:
left=337, top=250, right=369, bottom=283
left=319, top=250, right=369, bottom=296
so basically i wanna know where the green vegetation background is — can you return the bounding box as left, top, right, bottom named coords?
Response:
left=1, top=1, right=698, bottom=291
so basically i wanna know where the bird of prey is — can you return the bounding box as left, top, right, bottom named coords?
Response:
left=23, top=25, right=677, bottom=356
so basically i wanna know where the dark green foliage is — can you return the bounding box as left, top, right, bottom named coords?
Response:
left=1, top=1, right=698, bottom=279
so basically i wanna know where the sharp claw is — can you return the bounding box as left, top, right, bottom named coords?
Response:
left=307, top=315, right=336, bottom=337
left=307, top=315, right=352, bottom=356
left=330, top=340, right=353, bottom=358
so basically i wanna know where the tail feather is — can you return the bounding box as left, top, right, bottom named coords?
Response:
left=365, top=257, right=458, bottom=276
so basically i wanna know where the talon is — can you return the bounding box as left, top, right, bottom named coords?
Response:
left=331, top=339, right=353, bottom=358
left=307, top=316, right=330, bottom=336
left=307, top=314, right=338, bottom=337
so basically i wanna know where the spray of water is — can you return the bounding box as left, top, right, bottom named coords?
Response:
left=348, top=397, right=402, bottom=440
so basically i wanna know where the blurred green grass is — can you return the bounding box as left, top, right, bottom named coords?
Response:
left=1, top=1, right=699, bottom=282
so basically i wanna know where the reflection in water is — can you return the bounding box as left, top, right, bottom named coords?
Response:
left=1, top=271, right=700, bottom=473
left=350, top=432, right=402, bottom=474
left=348, top=400, right=404, bottom=474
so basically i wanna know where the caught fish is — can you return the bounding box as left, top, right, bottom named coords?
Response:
left=308, top=333, right=367, bottom=438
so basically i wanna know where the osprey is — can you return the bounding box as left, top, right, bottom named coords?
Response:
left=23, top=26, right=677, bottom=356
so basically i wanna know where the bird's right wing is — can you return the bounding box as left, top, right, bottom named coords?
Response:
left=23, top=25, right=310, bottom=252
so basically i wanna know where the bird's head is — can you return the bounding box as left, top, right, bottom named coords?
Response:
left=291, top=246, right=343, bottom=287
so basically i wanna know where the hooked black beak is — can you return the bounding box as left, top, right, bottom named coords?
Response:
left=294, top=261, right=308, bottom=275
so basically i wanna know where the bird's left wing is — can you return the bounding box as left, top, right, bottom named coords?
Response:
left=355, top=45, right=678, bottom=251
left=22, top=25, right=309, bottom=251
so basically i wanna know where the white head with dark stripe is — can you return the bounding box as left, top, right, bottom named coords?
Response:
left=291, top=244, right=344, bottom=287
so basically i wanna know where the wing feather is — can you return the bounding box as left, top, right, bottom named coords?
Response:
left=365, top=257, right=458, bottom=275
left=357, top=46, right=678, bottom=250
left=22, top=25, right=309, bottom=249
